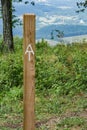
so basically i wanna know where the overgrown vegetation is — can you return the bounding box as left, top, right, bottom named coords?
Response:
left=0, top=37, right=87, bottom=129
left=36, top=39, right=87, bottom=95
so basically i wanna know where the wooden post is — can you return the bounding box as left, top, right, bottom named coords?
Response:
left=23, top=14, right=35, bottom=130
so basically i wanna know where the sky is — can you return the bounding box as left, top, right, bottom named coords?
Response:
left=13, top=0, right=87, bottom=29
left=0, top=0, right=87, bottom=38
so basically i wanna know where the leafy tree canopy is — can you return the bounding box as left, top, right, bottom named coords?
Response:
left=77, top=0, right=87, bottom=12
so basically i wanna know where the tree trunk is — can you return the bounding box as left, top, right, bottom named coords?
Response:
left=1, top=0, right=14, bottom=51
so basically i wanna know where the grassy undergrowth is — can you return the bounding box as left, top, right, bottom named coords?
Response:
left=0, top=38, right=87, bottom=129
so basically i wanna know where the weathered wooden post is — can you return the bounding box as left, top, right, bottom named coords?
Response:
left=23, top=14, right=35, bottom=130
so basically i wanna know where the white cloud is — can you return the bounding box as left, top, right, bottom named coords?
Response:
left=38, top=15, right=77, bottom=28
left=35, top=0, right=47, bottom=2
left=58, top=6, right=72, bottom=10
left=79, top=19, right=85, bottom=25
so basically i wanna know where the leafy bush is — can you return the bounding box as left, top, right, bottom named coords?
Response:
left=0, top=38, right=87, bottom=96
left=0, top=87, right=23, bottom=113
left=0, top=37, right=23, bottom=92
left=36, top=41, right=87, bottom=95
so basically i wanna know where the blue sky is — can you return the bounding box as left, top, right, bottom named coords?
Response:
left=14, top=0, right=86, bottom=26
left=0, top=0, right=87, bottom=38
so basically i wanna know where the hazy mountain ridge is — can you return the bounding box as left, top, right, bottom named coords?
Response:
left=0, top=0, right=87, bottom=39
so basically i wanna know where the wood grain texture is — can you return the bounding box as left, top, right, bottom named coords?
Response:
left=23, top=14, right=35, bottom=130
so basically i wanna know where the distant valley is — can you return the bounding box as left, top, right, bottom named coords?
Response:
left=0, top=0, right=87, bottom=40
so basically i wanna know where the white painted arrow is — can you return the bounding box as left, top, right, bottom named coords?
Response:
left=25, top=44, right=34, bottom=61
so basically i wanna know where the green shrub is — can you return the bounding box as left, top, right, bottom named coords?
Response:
left=0, top=38, right=87, bottom=96
left=36, top=41, right=87, bottom=95
left=0, top=38, right=23, bottom=92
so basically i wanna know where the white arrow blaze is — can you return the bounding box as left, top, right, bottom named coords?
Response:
left=25, top=44, right=34, bottom=61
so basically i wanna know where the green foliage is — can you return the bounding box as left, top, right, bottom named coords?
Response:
left=51, top=29, right=64, bottom=41
left=0, top=38, right=87, bottom=129
left=0, top=38, right=87, bottom=96
left=36, top=41, right=87, bottom=95
left=57, top=117, right=87, bottom=129
left=0, top=37, right=23, bottom=92
left=76, top=0, right=87, bottom=13
left=0, top=87, right=23, bottom=114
